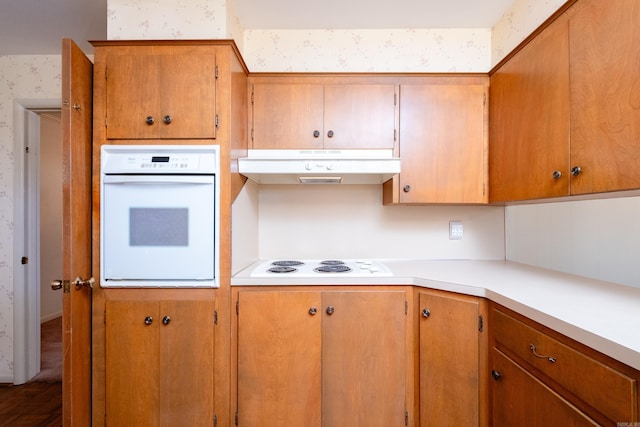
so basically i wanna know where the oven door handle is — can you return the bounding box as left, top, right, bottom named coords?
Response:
left=103, top=175, right=214, bottom=185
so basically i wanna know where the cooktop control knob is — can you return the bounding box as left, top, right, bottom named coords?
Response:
left=369, top=266, right=379, bottom=273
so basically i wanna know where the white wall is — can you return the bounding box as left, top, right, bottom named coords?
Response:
left=39, top=112, right=63, bottom=321
left=506, top=197, right=640, bottom=289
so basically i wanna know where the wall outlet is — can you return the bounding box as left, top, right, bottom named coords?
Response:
left=449, top=221, right=463, bottom=240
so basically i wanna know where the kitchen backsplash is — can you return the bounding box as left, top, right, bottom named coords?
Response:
left=232, top=181, right=505, bottom=274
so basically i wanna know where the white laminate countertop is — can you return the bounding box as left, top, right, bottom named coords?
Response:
left=232, top=259, right=640, bottom=371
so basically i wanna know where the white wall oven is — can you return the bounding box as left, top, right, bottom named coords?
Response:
left=100, top=145, right=219, bottom=287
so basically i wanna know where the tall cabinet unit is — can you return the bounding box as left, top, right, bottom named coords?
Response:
left=90, top=40, right=248, bottom=427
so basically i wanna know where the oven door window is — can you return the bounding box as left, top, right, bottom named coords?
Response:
left=102, top=175, right=215, bottom=284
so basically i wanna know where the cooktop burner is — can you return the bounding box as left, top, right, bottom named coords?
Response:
left=250, top=259, right=392, bottom=278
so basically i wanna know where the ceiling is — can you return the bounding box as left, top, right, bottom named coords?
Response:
left=0, top=0, right=516, bottom=55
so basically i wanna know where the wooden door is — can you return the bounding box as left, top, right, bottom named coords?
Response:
left=323, top=84, right=396, bottom=150
left=569, top=0, right=640, bottom=194
left=419, top=291, right=479, bottom=426
left=322, top=291, right=406, bottom=427
left=105, top=52, right=217, bottom=139
left=489, top=14, right=570, bottom=202
left=160, top=299, right=215, bottom=427
left=399, top=83, right=487, bottom=203
left=61, top=38, right=93, bottom=427
left=237, top=291, right=322, bottom=427
left=491, top=349, right=598, bottom=426
left=251, top=83, right=324, bottom=150
left=105, top=299, right=160, bottom=426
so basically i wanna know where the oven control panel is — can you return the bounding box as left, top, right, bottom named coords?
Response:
left=102, top=145, right=217, bottom=174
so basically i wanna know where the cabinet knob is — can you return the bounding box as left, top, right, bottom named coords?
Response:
left=309, top=307, right=317, bottom=315
left=326, top=306, right=335, bottom=315
left=422, top=308, right=431, bottom=318
left=163, top=115, right=172, bottom=124
left=145, top=116, right=155, bottom=125
left=162, top=315, right=171, bottom=325
left=491, top=370, right=501, bottom=381
left=144, top=316, right=153, bottom=325
left=403, top=185, right=411, bottom=193
left=327, top=130, right=334, bottom=138
left=313, top=130, right=320, bottom=138
left=552, top=170, right=562, bottom=180
left=571, top=166, right=582, bottom=176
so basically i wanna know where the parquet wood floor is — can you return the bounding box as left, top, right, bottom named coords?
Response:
left=0, top=381, right=62, bottom=426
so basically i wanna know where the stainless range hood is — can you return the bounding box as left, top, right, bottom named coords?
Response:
left=238, top=149, right=401, bottom=184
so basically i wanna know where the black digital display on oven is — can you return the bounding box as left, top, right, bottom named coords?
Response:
left=151, top=156, right=170, bottom=162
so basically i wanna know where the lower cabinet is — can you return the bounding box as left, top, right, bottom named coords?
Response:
left=490, top=304, right=640, bottom=426
left=235, top=288, right=409, bottom=427
left=104, top=296, right=215, bottom=426
left=418, top=290, right=488, bottom=427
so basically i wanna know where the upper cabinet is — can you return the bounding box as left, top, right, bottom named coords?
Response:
left=490, top=0, right=640, bottom=202
left=384, top=77, right=489, bottom=204
left=489, top=13, right=571, bottom=202
left=249, top=76, right=397, bottom=150
left=94, top=43, right=220, bottom=141
left=568, top=0, right=640, bottom=195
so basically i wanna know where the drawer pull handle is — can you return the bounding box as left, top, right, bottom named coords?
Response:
left=530, top=344, right=557, bottom=363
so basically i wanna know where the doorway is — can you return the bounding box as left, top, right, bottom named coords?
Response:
left=13, top=99, right=63, bottom=385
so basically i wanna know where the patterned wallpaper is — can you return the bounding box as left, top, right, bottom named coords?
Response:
left=0, top=55, right=61, bottom=379
left=491, top=0, right=567, bottom=66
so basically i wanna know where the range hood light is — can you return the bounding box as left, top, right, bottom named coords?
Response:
left=297, top=176, right=343, bottom=184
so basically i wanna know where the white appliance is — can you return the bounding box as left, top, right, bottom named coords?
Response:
left=238, top=149, right=401, bottom=184
left=250, top=259, right=393, bottom=278
left=100, top=145, right=219, bottom=287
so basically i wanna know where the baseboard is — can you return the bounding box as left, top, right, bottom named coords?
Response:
left=41, top=312, right=62, bottom=323
left=0, top=374, right=14, bottom=384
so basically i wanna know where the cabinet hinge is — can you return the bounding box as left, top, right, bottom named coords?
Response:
left=236, top=300, right=239, bottom=315
left=478, top=315, right=484, bottom=332
left=483, top=92, right=487, bottom=106
left=25, top=146, right=29, bottom=154
left=21, top=256, right=28, bottom=264
left=215, top=114, right=219, bottom=129
left=213, top=414, right=217, bottom=427
left=104, top=309, right=107, bottom=325
left=405, top=301, right=408, bottom=315
left=234, top=411, right=239, bottom=425
left=215, top=65, right=219, bottom=79
left=394, top=128, right=397, bottom=142
left=251, top=89, right=254, bottom=105
left=214, top=310, right=218, bottom=325
left=105, top=116, right=108, bottom=129
left=394, top=92, right=397, bottom=106
left=405, top=410, right=409, bottom=425
left=251, top=128, right=254, bottom=142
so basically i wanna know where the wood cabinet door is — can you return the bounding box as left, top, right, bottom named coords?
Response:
left=105, top=299, right=161, bottom=426
left=323, top=84, right=396, bottom=150
left=491, top=349, right=598, bottom=426
left=489, top=13, right=571, bottom=202
left=322, top=291, right=406, bottom=427
left=399, top=83, right=487, bottom=203
left=419, top=291, right=479, bottom=426
left=251, top=84, right=324, bottom=149
left=237, top=291, right=322, bottom=427
left=105, top=53, right=217, bottom=140
left=569, top=0, right=640, bottom=194
left=159, top=299, right=215, bottom=427
left=105, top=298, right=215, bottom=427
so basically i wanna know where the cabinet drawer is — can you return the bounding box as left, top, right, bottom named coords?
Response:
left=493, top=308, right=637, bottom=423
